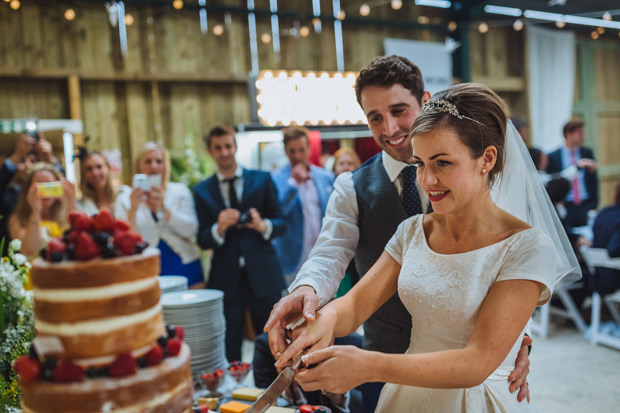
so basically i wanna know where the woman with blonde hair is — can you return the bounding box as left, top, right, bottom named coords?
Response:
left=77, top=150, right=130, bottom=216
left=115, top=141, right=203, bottom=287
left=332, top=147, right=361, bottom=176
left=8, top=162, right=77, bottom=257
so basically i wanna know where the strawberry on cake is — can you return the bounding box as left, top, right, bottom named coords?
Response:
left=14, top=209, right=193, bottom=412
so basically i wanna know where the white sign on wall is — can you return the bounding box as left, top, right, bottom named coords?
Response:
left=384, top=38, right=453, bottom=95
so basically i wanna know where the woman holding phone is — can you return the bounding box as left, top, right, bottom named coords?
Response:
left=77, top=150, right=130, bottom=216
left=115, top=141, right=204, bottom=287
left=8, top=162, right=77, bottom=257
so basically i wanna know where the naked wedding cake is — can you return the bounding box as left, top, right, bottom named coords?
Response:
left=13, top=209, right=193, bottom=412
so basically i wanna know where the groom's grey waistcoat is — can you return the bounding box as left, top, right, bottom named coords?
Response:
left=352, top=154, right=411, bottom=354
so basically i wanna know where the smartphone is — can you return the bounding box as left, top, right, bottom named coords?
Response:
left=147, top=174, right=162, bottom=189
left=132, top=174, right=150, bottom=191
left=37, top=182, right=63, bottom=198
left=25, top=130, right=40, bottom=141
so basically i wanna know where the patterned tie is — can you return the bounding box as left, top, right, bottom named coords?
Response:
left=223, top=177, right=240, bottom=209
left=570, top=150, right=581, bottom=205
left=401, top=166, right=423, bottom=217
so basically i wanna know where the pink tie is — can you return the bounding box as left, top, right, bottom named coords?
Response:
left=571, top=150, right=581, bottom=205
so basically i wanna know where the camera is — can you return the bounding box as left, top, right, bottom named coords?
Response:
left=239, top=211, right=253, bottom=225
left=25, top=120, right=40, bottom=141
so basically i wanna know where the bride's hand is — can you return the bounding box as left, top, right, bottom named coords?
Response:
left=295, top=345, right=369, bottom=394
left=274, top=307, right=337, bottom=369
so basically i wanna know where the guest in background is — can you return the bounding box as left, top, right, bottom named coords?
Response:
left=510, top=116, right=528, bottom=142
left=271, top=127, right=334, bottom=284
left=8, top=162, right=76, bottom=257
left=77, top=151, right=130, bottom=216
left=194, top=125, right=285, bottom=361
left=528, top=147, right=550, bottom=185
left=1, top=133, right=58, bottom=254
left=546, top=120, right=598, bottom=227
left=332, top=147, right=361, bottom=176
left=116, top=141, right=203, bottom=287
left=591, top=180, right=620, bottom=297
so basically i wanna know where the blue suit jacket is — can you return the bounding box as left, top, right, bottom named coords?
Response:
left=193, top=168, right=286, bottom=300
left=546, top=146, right=599, bottom=207
left=271, top=164, right=334, bottom=274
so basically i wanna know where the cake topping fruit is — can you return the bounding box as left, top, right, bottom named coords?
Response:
left=174, top=326, right=185, bottom=341
left=41, top=208, right=147, bottom=262
left=13, top=356, right=41, bottom=382
left=166, top=338, right=182, bottom=357
left=145, top=345, right=164, bottom=366
left=52, top=359, right=84, bottom=383
left=109, top=353, right=137, bottom=378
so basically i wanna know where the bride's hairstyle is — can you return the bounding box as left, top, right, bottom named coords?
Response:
left=409, top=83, right=508, bottom=186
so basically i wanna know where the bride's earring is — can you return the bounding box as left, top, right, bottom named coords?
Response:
left=482, top=168, right=487, bottom=174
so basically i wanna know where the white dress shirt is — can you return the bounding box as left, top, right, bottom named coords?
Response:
left=115, top=182, right=201, bottom=264
left=209, top=165, right=273, bottom=257
left=289, top=151, right=429, bottom=307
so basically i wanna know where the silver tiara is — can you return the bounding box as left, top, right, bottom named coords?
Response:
left=421, top=99, right=484, bottom=126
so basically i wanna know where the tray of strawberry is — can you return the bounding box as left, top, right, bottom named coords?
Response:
left=40, top=208, right=148, bottom=262
left=227, top=361, right=251, bottom=384
left=297, top=405, right=331, bottom=413
left=200, top=368, right=225, bottom=397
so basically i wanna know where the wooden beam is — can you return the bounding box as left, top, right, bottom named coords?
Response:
left=67, top=74, right=83, bottom=146
left=470, top=76, right=525, bottom=92
left=0, top=68, right=247, bottom=84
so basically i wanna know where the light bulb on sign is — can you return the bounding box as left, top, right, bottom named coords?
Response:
left=213, top=24, right=224, bottom=36
left=391, top=0, right=402, bottom=11
left=478, top=22, right=489, bottom=34
left=64, top=8, right=76, bottom=21
left=513, top=19, right=523, bottom=31
left=360, top=4, right=370, bottom=17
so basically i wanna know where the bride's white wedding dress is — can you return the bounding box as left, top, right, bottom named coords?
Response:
left=375, top=215, right=556, bottom=412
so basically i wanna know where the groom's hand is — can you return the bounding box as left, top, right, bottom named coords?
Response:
left=509, top=335, right=533, bottom=402
left=264, top=286, right=319, bottom=360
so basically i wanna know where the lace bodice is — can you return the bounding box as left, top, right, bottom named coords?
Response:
left=376, top=214, right=555, bottom=412
left=386, top=214, right=555, bottom=354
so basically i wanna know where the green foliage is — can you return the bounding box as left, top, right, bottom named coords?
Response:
left=0, top=240, right=35, bottom=410
left=170, top=135, right=215, bottom=190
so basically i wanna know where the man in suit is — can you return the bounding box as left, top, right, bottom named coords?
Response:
left=546, top=119, right=598, bottom=227
left=265, top=55, right=532, bottom=412
left=194, top=125, right=286, bottom=361
left=271, top=127, right=334, bottom=284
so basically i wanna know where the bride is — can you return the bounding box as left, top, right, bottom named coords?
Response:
left=276, top=83, right=581, bottom=411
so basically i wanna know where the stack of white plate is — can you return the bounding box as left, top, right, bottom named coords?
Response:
left=160, top=290, right=227, bottom=377
left=158, top=276, right=188, bottom=294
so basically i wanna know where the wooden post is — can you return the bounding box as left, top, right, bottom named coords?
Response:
left=67, top=74, right=83, bottom=145
left=146, top=7, right=163, bottom=143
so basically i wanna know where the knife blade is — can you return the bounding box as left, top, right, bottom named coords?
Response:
left=246, top=352, right=304, bottom=413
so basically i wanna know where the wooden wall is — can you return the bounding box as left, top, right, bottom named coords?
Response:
left=0, top=0, right=449, bottom=183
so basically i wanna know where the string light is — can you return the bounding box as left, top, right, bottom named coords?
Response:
left=213, top=24, right=224, bottom=36
left=172, top=0, right=183, bottom=10
left=555, top=20, right=566, bottom=28
left=478, top=22, right=489, bottom=33
left=125, top=14, right=134, bottom=26
left=602, top=11, right=612, bottom=21
left=9, top=0, right=20, bottom=10
left=448, top=21, right=457, bottom=32
left=337, top=10, right=346, bottom=20
left=417, top=16, right=429, bottom=24
left=312, top=17, right=321, bottom=26
left=597, top=26, right=605, bottom=34
left=261, top=33, right=271, bottom=44
left=64, top=8, right=76, bottom=21
left=391, top=0, right=402, bottom=10
left=591, top=31, right=599, bottom=39
left=360, top=4, right=370, bottom=16
left=299, top=26, right=310, bottom=37
left=513, top=19, right=524, bottom=31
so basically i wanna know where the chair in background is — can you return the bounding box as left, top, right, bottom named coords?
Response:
left=530, top=280, right=588, bottom=339
left=580, top=247, right=620, bottom=350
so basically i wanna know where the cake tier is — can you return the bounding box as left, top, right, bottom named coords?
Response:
left=30, top=248, right=164, bottom=360
left=20, top=344, right=192, bottom=413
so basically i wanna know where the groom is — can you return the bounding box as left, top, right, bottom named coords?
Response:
left=264, top=55, right=532, bottom=412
